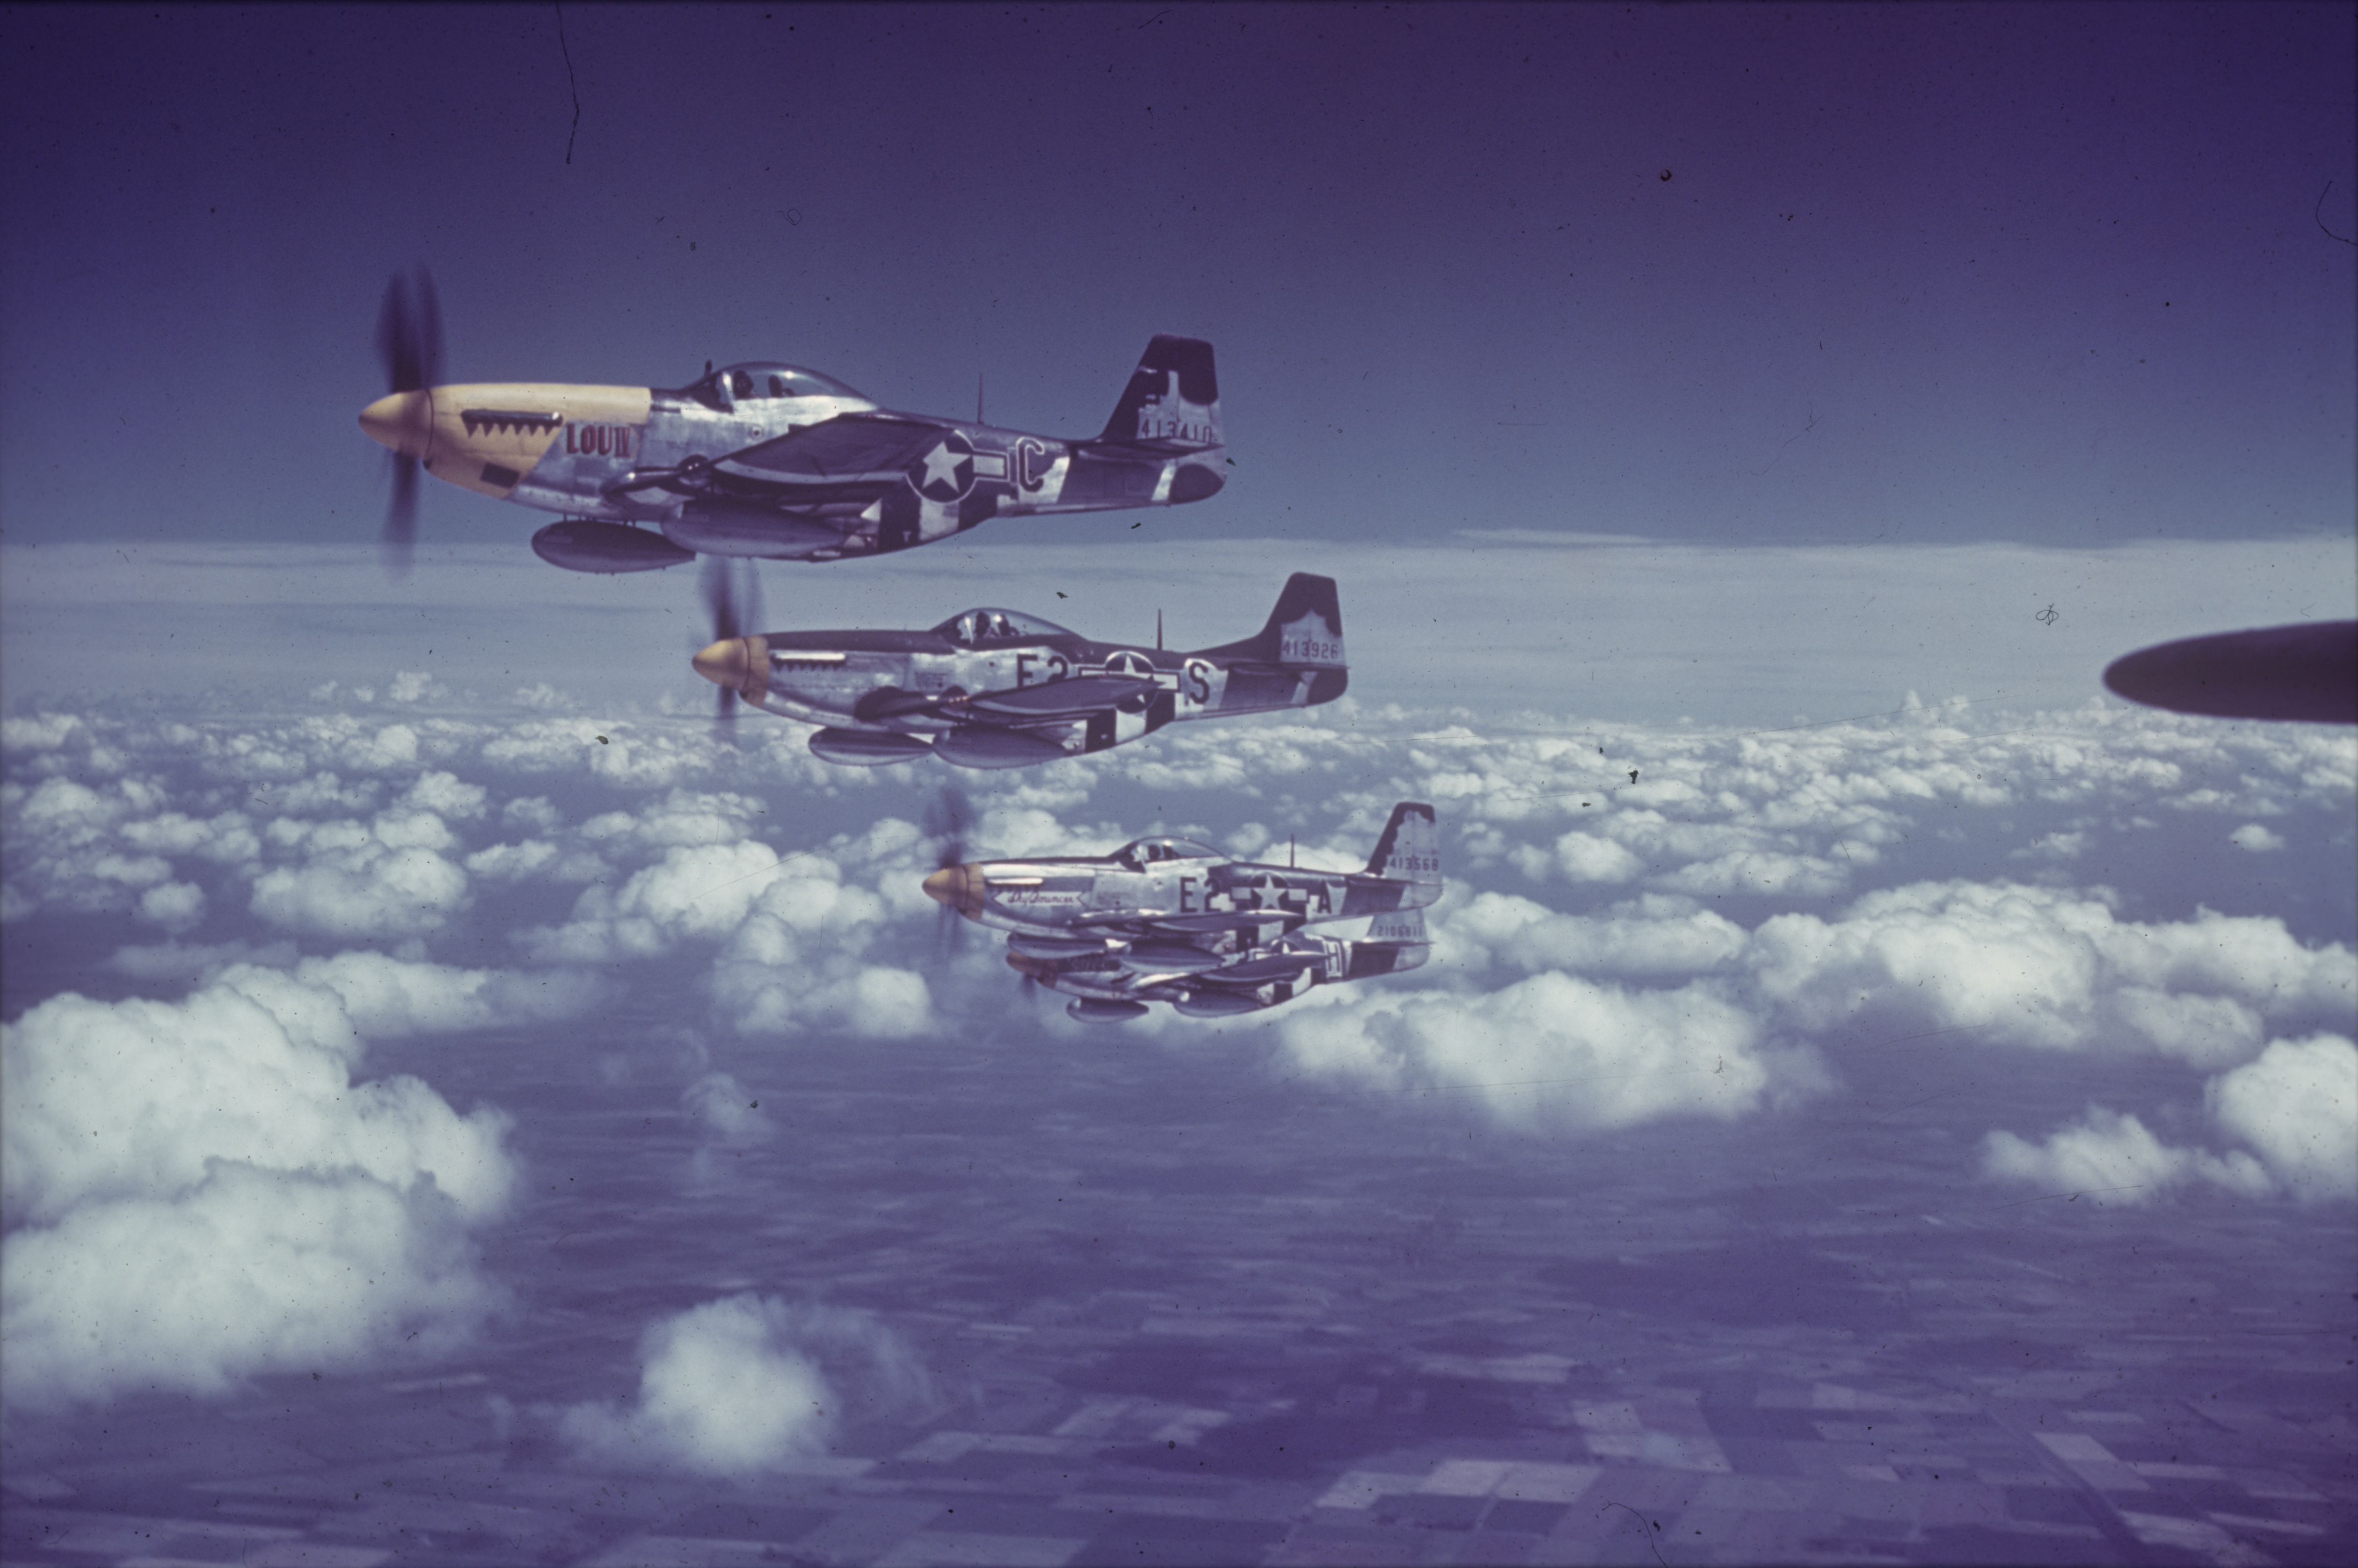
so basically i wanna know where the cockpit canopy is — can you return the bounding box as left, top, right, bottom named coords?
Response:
left=679, top=361, right=868, bottom=412
left=931, top=608, right=1075, bottom=646
left=1115, top=836, right=1222, bottom=869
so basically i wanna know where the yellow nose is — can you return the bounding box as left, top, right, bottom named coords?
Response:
left=359, top=389, right=435, bottom=458
left=922, top=865, right=969, bottom=908
left=692, top=639, right=749, bottom=690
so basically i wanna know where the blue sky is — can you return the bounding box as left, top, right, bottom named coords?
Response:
left=3, top=2, right=2351, bottom=555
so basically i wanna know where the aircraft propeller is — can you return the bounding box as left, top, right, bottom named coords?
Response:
left=371, top=265, right=443, bottom=577
left=923, top=786, right=972, bottom=955
left=697, top=557, right=764, bottom=736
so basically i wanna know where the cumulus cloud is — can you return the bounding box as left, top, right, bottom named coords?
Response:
left=249, top=831, right=470, bottom=938
left=1980, top=1035, right=2357, bottom=1206
left=684, top=1071, right=773, bottom=1148
left=1980, top=1108, right=2271, bottom=1204
left=4, top=1167, right=500, bottom=1409
left=1277, top=973, right=1807, bottom=1132
left=135, top=878, right=206, bottom=933
left=1547, top=830, right=1645, bottom=884
left=386, top=670, right=451, bottom=705
left=1442, top=892, right=1747, bottom=979
left=1745, top=882, right=2354, bottom=1062
left=2229, top=822, right=2285, bottom=853
left=711, top=872, right=934, bottom=1040
left=2208, top=1035, right=2358, bottom=1201
left=558, top=1296, right=929, bottom=1476
left=2, top=712, right=87, bottom=753
left=519, top=841, right=790, bottom=963
left=0, top=954, right=593, bottom=1408
left=6, top=682, right=2349, bottom=1206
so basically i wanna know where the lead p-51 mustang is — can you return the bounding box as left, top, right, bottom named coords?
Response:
left=925, top=804, right=1441, bottom=1022
left=692, top=572, right=1347, bottom=770
left=358, top=271, right=1224, bottom=573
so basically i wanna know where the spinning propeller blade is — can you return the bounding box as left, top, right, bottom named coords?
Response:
left=371, top=266, right=443, bottom=577
left=923, top=786, right=972, bottom=955
left=697, top=558, right=764, bottom=738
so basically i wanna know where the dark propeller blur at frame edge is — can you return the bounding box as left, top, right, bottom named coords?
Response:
left=2103, top=621, right=2358, bottom=725
left=699, top=557, right=763, bottom=735
left=373, top=265, right=443, bottom=576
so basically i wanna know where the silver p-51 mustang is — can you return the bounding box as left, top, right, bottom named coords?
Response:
left=357, top=271, right=1224, bottom=573
left=692, top=573, right=1348, bottom=770
left=924, top=803, right=1441, bottom=1020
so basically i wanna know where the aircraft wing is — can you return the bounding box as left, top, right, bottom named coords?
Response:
left=1068, top=908, right=1286, bottom=936
left=719, top=413, right=952, bottom=485
left=963, top=675, right=1160, bottom=719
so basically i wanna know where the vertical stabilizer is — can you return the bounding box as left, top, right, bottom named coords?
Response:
left=1097, top=335, right=1222, bottom=452
left=1363, top=802, right=1441, bottom=887
left=1194, top=573, right=1344, bottom=669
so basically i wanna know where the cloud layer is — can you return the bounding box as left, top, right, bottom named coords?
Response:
left=3, top=663, right=2351, bottom=1418
left=2, top=955, right=596, bottom=1408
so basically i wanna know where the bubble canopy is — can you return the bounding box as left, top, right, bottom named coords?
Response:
left=931, top=609, right=1076, bottom=646
left=1115, top=837, right=1223, bottom=868
left=678, top=361, right=868, bottom=408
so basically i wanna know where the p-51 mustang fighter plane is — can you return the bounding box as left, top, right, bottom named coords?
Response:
left=923, top=801, right=1442, bottom=949
left=357, top=270, right=1224, bottom=573
left=918, top=802, right=1442, bottom=1022
left=692, top=572, right=1347, bottom=770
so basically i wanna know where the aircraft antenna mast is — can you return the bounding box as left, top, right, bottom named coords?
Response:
left=977, top=373, right=984, bottom=426
left=1157, top=609, right=1163, bottom=650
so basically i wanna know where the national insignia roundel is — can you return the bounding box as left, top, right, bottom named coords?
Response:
left=912, top=432, right=977, bottom=501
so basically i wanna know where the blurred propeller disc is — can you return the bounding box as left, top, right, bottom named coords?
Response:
left=698, top=558, right=764, bottom=739
left=924, top=786, right=972, bottom=954
left=371, top=265, right=443, bottom=577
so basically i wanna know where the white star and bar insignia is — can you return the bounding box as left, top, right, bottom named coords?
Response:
left=914, top=433, right=976, bottom=501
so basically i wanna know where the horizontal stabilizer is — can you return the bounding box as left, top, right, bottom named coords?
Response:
left=1349, top=907, right=1431, bottom=978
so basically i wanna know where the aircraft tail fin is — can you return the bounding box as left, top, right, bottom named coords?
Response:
left=1363, top=803, right=1441, bottom=887
left=1096, top=335, right=1222, bottom=452
left=1194, top=573, right=1344, bottom=669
